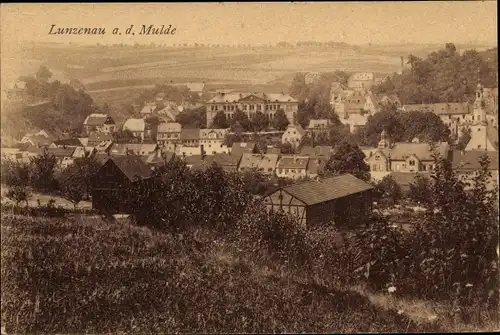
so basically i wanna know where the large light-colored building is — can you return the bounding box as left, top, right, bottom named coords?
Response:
left=347, top=72, right=375, bottom=91
left=205, top=92, right=299, bottom=128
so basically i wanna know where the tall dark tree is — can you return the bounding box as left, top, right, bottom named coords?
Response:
left=30, top=150, right=58, bottom=192
left=36, top=65, right=52, bottom=82
left=232, top=110, right=252, bottom=131
left=272, top=109, right=290, bottom=131
left=321, top=140, right=371, bottom=181
left=252, top=111, right=269, bottom=132
left=212, top=111, right=229, bottom=129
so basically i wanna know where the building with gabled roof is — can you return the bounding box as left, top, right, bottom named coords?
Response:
left=108, top=143, right=158, bottom=156
left=348, top=72, right=375, bottom=91
left=91, top=155, right=153, bottom=214
left=276, top=155, right=309, bottom=180
left=263, top=173, right=374, bottom=226
left=300, top=145, right=333, bottom=158
left=83, top=113, right=116, bottom=135
left=212, top=153, right=242, bottom=173
left=88, top=132, right=113, bottom=147
left=231, top=142, right=256, bottom=156
left=282, top=124, right=305, bottom=147
left=239, top=153, right=279, bottom=175
left=200, top=128, right=230, bottom=155
left=157, top=122, right=182, bottom=146
left=451, top=150, right=498, bottom=190
left=306, top=119, right=331, bottom=135
left=123, top=118, right=146, bottom=141
left=46, top=147, right=77, bottom=169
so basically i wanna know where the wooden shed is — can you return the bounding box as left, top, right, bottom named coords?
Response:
left=262, top=173, right=374, bottom=227
left=91, top=155, right=153, bottom=215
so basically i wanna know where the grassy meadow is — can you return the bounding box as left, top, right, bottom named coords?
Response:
left=0, top=214, right=448, bottom=334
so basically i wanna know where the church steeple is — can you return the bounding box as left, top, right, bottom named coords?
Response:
left=378, top=129, right=390, bottom=149
left=472, top=80, right=487, bottom=126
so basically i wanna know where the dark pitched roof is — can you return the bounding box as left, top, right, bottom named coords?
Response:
left=451, top=150, right=499, bottom=171
left=281, top=173, right=374, bottom=206
left=46, top=147, right=76, bottom=158
left=108, top=155, right=153, bottom=181
left=231, top=142, right=256, bottom=156
left=180, top=128, right=201, bottom=141
left=212, top=153, right=241, bottom=167
left=53, top=138, right=83, bottom=147
left=300, top=145, right=333, bottom=158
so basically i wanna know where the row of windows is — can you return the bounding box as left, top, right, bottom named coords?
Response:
left=210, top=104, right=288, bottom=111
left=277, top=168, right=306, bottom=174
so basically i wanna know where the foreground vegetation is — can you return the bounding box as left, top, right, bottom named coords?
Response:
left=1, top=153, right=498, bottom=333
left=1, top=215, right=442, bottom=334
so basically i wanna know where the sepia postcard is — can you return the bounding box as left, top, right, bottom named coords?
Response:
left=1, top=2, right=498, bottom=333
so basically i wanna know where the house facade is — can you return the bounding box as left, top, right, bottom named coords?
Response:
left=156, top=122, right=182, bottom=146
left=83, top=114, right=116, bottom=135
left=282, top=124, right=305, bottom=147
left=364, top=131, right=450, bottom=176
left=200, top=128, right=229, bottom=155
left=123, top=118, right=146, bottom=141
left=347, top=72, right=375, bottom=91
left=451, top=150, right=499, bottom=190
left=206, top=92, right=299, bottom=127
left=275, top=155, right=309, bottom=180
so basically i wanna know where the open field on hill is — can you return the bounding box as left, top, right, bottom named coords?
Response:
left=1, top=214, right=446, bottom=334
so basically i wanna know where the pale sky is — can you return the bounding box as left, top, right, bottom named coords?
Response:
left=1, top=2, right=498, bottom=48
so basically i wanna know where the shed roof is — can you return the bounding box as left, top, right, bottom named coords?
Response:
left=108, top=155, right=153, bottom=181
left=280, top=173, right=374, bottom=206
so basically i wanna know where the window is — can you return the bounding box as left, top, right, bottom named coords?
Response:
left=375, top=155, right=380, bottom=161
left=478, top=128, right=481, bottom=131
left=409, top=160, right=416, bottom=166
left=291, top=169, right=295, bottom=173
left=396, top=164, right=400, bottom=171
left=278, top=169, right=282, bottom=173
left=373, top=164, right=378, bottom=171
left=478, top=145, right=482, bottom=149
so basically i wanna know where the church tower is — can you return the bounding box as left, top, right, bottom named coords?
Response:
left=472, top=81, right=487, bottom=125
left=378, top=129, right=390, bottom=149
left=464, top=81, right=497, bottom=151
